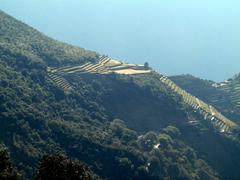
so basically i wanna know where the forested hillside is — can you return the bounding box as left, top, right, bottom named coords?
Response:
left=1, top=10, right=240, bottom=180
left=0, top=10, right=98, bottom=67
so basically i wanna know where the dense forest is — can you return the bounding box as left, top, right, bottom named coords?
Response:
left=1, top=10, right=240, bottom=179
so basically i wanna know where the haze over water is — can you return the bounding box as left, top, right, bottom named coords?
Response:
left=1, top=0, right=240, bottom=81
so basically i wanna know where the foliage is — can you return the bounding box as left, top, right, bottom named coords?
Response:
left=144, top=62, right=149, bottom=70
left=0, top=144, right=19, bottom=179
left=170, top=74, right=240, bottom=123
left=35, top=154, right=96, bottom=180
left=0, top=10, right=99, bottom=67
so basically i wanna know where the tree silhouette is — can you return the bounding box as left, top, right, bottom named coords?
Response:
left=0, top=145, right=19, bottom=180
left=35, top=154, right=96, bottom=180
left=144, top=62, right=149, bottom=70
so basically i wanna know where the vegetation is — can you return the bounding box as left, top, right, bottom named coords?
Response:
left=35, top=154, right=96, bottom=180
left=144, top=62, right=149, bottom=70
left=0, top=144, right=19, bottom=179
left=0, top=10, right=99, bottom=67
left=170, top=74, right=240, bottom=123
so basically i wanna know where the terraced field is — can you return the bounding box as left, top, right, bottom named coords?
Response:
left=158, top=75, right=238, bottom=133
left=47, top=56, right=151, bottom=92
left=48, top=56, right=151, bottom=75
left=47, top=72, right=73, bottom=92
left=47, top=56, right=238, bottom=133
left=214, top=77, right=240, bottom=109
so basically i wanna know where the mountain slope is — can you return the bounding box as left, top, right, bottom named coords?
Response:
left=0, top=10, right=98, bottom=67
left=170, top=74, right=240, bottom=123
left=0, top=10, right=240, bottom=179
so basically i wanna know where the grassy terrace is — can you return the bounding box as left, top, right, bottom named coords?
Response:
left=47, top=56, right=151, bottom=94
left=47, top=56, right=151, bottom=93
left=48, top=73, right=72, bottom=92
left=49, top=56, right=151, bottom=75
left=159, top=75, right=238, bottom=133
left=214, top=77, right=240, bottom=109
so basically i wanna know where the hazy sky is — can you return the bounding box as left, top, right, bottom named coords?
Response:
left=0, top=0, right=240, bottom=81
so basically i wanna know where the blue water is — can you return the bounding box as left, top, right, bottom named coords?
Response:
left=1, top=0, right=240, bottom=81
